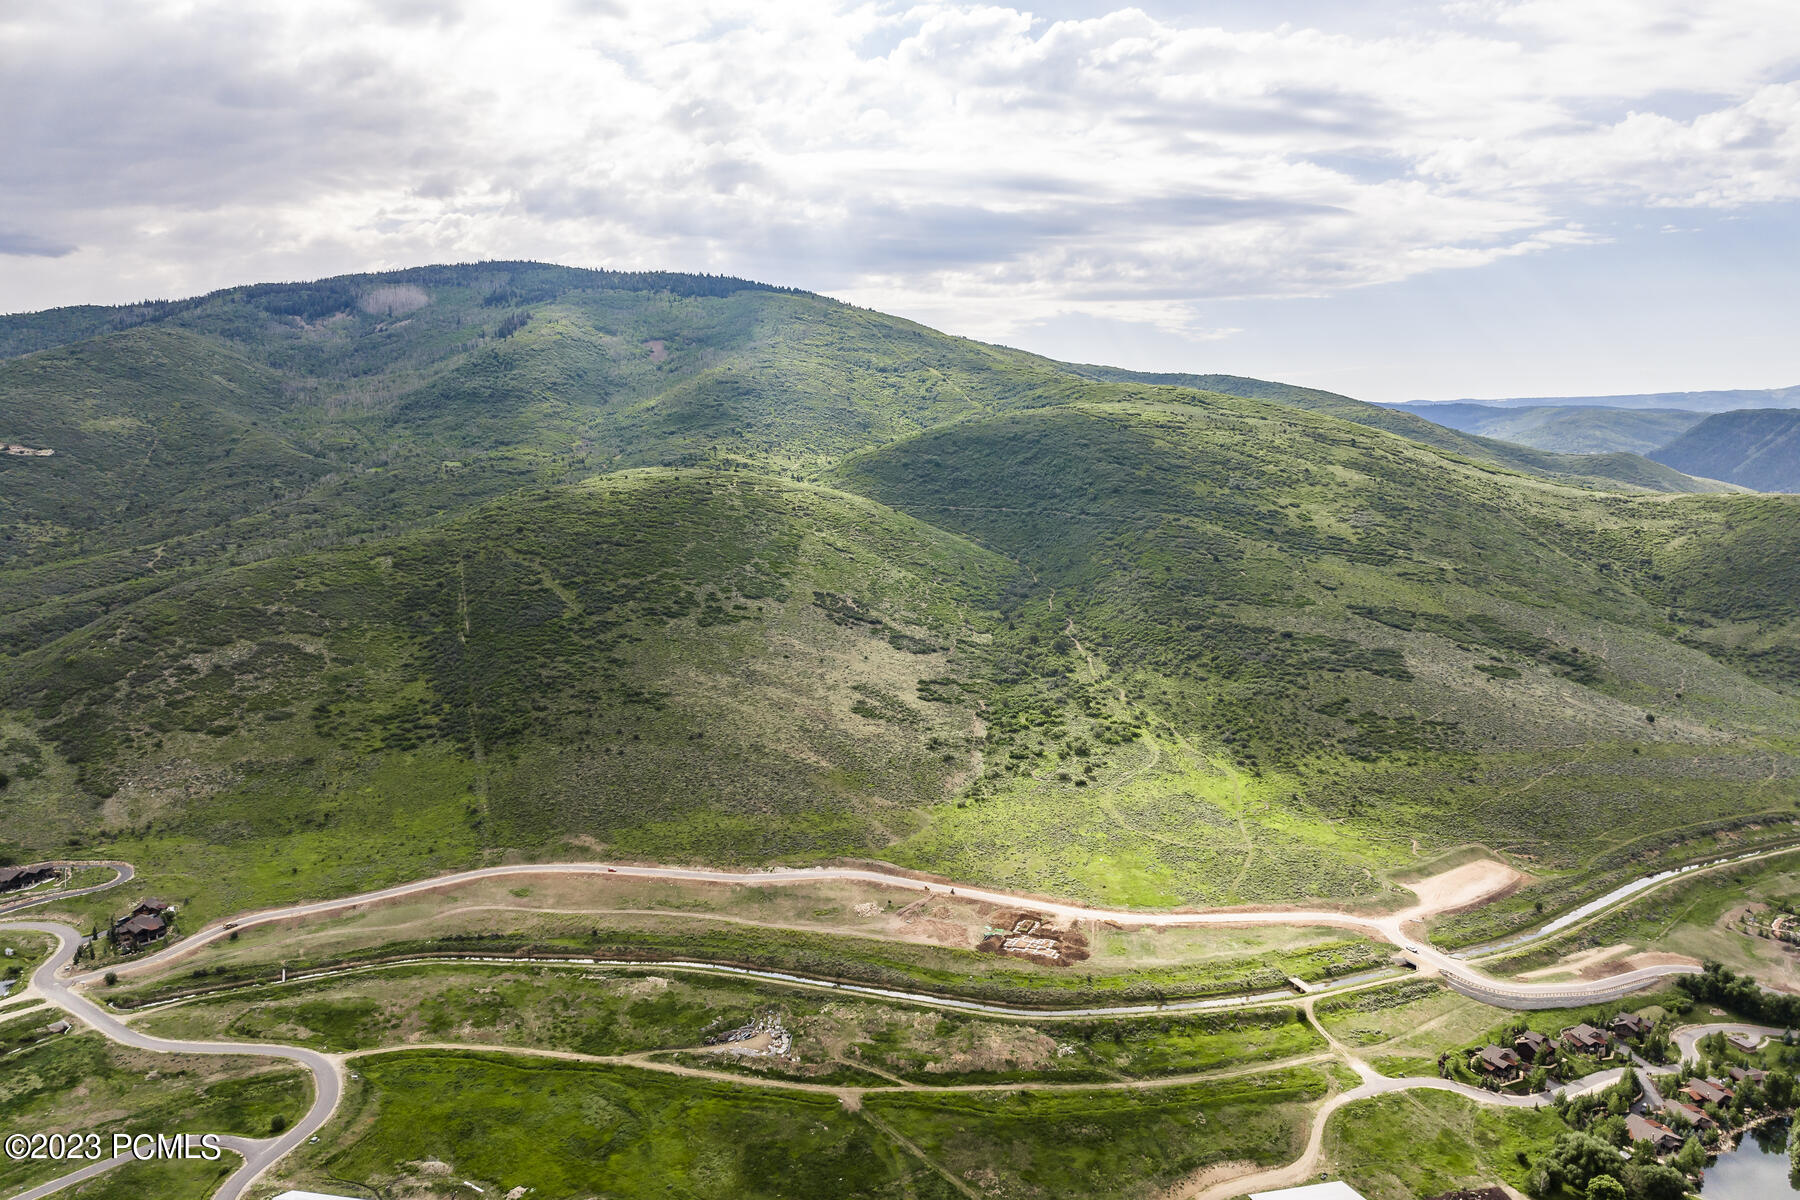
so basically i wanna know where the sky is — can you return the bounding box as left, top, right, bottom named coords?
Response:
left=2, top=0, right=1796, bottom=402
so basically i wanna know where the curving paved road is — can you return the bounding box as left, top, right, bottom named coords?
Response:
left=1672, top=1021, right=1789, bottom=1061
left=5, top=922, right=341, bottom=1200
left=0, top=862, right=133, bottom=919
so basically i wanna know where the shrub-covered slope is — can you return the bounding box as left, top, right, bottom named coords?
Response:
left=0, top=472, right=1065, bottom=909
left=832, top=399, right=1800, bottom=898
left=2, top=264, right=1797, bottom=916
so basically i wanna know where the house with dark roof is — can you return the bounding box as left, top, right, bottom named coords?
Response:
left=1626, top=1114, right=1683, bottom=1154
left=1560, top=1023, right=1612, bottom=1055
left=1471, top=1044, right=1523, bottom=1081
left=1664, top=1100, right=1715, bottom=1131
left=1683, top=1078, right=1733, bottom=1106
left=110, top=911, right=169, bottom=952
left=1609, top=1013, right=1652, bottom=1039
left=1513, top=1029, right=1551, bottom=1059
left=0, top=864, right=57, bottom=894
left=1728, top=1065, right=1768, bottom=1085
left=1728, top=1033, right=1763, bottom=1054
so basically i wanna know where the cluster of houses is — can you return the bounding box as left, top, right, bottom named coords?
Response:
left=1468, top=1013, right=1654, bottom=1085
left=1625, top=1067, right=1766, bottom=1152
left=0, top=864, right=58, bottom=895
left=109, top=899, right=174, bottom=952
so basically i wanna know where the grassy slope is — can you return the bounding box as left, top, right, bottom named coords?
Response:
left=1326, top=1088, right=1567, bottom=1200
left=833, top=399, right=1800, bottom=900
left=270, top=1048, right=1328, bottom=1200
left=2, top=471, right=1036, bottom=915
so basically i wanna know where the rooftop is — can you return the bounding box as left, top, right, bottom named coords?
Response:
left=1250, top=1183, right=1369, bottom=1200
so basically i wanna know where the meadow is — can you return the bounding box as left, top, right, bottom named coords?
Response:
left=266, top=1047, right=1333, bottom=1200
left=1325, top=1089, right=1570, bottom=1199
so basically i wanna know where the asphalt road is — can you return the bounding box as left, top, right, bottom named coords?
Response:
left=6, top=921, right=342, bottom=1200
left=1673, top=1021, right=1789, bottom=1061
left=0, top=863, right=134, bottom=918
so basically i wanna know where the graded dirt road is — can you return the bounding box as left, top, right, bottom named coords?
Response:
left=1, top=849, right=1781, bottom=1199
left=78, top=857, right=1705, bottom=1007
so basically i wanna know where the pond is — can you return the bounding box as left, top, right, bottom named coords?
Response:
left=1701, top=1119, right=1800, bottom=1198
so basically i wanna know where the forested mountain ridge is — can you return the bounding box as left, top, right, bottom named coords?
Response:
left=1649, top=408, right=1800, bottom=493
left=2, top=263, right=1796, bottom=925
left=1384, top=402, right=1706, bottom=456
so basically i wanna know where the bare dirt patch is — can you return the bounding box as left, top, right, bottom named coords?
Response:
left=1517, top=943, right=1635, bottom=980
left=644, top=339, right=668, bottom=362
left=1400, top=858, right=1526, bottom=917
left=1580, top=951, right=1700, bottom=980
left=976, top=910, right=1090, bottom=966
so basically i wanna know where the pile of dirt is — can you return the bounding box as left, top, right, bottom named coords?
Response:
left=976, top=910, right=1089, bottom=966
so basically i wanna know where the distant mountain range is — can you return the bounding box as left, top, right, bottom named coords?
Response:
left=1390, top=395, right=1800, bottom=492
left=1653, top=409, right=1800, bottom=493
left=1383, top=402, right=1705, bottom=456
left=1428, top=385, right=1800, bottom=413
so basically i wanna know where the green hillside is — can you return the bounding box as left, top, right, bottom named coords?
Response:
left=1649, top=408, right=1800, bottom=492
left=3, top=263, right=1798, bottom=920
left=1386, top=402, right=1705, bottom=455
left=1065, top=365, right=1727, bottom=493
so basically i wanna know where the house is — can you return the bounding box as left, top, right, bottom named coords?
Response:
left=110, top=912, right=168, bottom=951
left=1682, top=1078, right=1733, bottom=1106
left=1664, top=1100, right=1715, bottom=1131
left=130, top=898, right=174, bottom=919
left=1513, top=1029, right=1551, bottom=1059
left=1728, top=1033, right=1763, bottom=1054
left=1728, top=1065, right=1769, bottom=1085
left=1609, top=1013, right=1652, bottom=1039
left=0, top=864, right=57, bottom=895
left=1472, top=1044, right=1523, bottom=1080
left=1626, top=1114, right=1683, bottom=1154
left=1560, top=1023, right=1612, bottom=1054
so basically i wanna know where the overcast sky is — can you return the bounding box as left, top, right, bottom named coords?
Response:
left=2, top=1, right=1796, bottom=401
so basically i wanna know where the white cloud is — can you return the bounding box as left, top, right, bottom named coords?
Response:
left=1, top=0, right=1796, bottom=344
